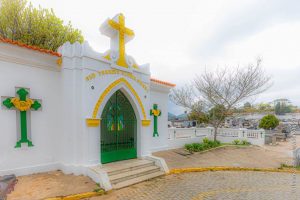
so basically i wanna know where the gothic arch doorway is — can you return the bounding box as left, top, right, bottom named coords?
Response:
left=100, top=90, right=137, bottom=163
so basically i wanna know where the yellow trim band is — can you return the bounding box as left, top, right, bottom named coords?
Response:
left=86, top=118, right=101, bottom=127
left=141, top=120, right=151, bottom=126
left=45, top=190, right=104, bottom=200
left=92, top=78, right=147, bottom=120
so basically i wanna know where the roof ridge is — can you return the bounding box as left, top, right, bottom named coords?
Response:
left=150, top=77, right=176, bottom=87
left=0, top=37, right=62, bottom=57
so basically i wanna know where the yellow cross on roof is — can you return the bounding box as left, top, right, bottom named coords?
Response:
left=107, top=13, right=134, bottom=68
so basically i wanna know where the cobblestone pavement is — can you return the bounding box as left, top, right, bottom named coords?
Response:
left=90, top=171, right=300, bottom=200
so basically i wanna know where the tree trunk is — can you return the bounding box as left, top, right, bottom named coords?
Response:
left=214, top=126, right=218, bottom=141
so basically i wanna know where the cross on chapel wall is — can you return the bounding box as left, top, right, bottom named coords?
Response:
left=100, top=13, right=136, bottom=68
left=2, top=87, right=42, bottom=148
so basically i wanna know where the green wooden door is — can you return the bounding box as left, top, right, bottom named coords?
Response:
left=101, top=90, right=137, bottom=164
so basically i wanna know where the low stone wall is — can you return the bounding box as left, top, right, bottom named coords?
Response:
left=168, top=127, right=265, bottom=149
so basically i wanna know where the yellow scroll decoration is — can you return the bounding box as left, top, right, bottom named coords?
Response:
left=10, top=97, right=34, bottom=111
left=151, top=109, right=161, bottom=117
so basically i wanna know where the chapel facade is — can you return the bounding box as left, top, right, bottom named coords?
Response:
left=0, top=14, right=174, bottom=190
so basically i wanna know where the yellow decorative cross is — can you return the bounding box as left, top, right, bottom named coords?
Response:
left=107, top=14, right=134, bottom=68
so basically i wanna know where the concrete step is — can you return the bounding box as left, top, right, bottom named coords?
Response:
left=104, top=159, right=155, bottom=176
left=112, top=171, right=165, bottom=189
left=110, top=165, right=161, bottom=184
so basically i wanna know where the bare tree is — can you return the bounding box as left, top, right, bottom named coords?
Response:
left=170, top=58, right=272, bottom=141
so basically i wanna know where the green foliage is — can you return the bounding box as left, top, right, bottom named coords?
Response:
left=278, top=163, right=300, bottom=170
left=208, top=105, right=227, bottom=122
left=259, top=114, right=279, bottom=130
left=184, top=138, right=221, bottom=152
left=258, top=103, right=272, bottom=111
left=93, top=188, right=102, bottom=192
left=232, top=139, right=240, bottom=145
left=188, top=110, right=209, bottom=124
left=241, top=140, right=250, bottom=145
left=0, top=0, right=84, bottom=51
left=233, top=102, right=274, bottom=114
left=202, top=137, right=209, bottom=144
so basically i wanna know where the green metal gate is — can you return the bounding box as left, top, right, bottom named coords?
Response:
left=101, top=90, right=137, bottom=164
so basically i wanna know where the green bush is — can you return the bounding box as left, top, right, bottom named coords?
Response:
left=184, top=144, right=193, bottom=152
left=185, top=139, right=221, bottom=152
left=241, top=140, right=250, bottom=145
left=202, top=137, right=209, bottom=144
left=215, top=140, right=221, bottom=145
left=232, top=139, right=240, bottom=145
left=259, top=114, right=279, bottom=130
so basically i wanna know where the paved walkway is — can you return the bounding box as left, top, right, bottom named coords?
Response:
left=91, top=171, right=300, bottom=200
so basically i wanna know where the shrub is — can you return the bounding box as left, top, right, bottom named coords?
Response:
left=202, top=142, right=210, bottom=149
left=259, top=114, right=279, bottom=130
left=241, top=140, right=250, bottom=145
left=184, top=144, right=193, bottom=152
left=233, top=139, right=240, bottom=145
left=215, top=140, right=221, bottom=145
left=191, top=143, right=202, bottom=152
left=202, top=137, right=209, bottom=144
left=185, top=139, right=221, bottom=152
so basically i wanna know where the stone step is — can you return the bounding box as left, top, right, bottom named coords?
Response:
left=110, top=165, right=161, bottom=184
left=104, top=159, right=155, bottom=176
left=112, top=171, right=165, bottom=189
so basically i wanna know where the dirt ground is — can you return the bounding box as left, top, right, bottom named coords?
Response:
left=6, top=137, right=299, bottom=200
left=7, top=171, right=98, bottom=200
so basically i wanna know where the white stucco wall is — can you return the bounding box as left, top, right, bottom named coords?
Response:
left=149, top=83, right=171, bottom=152
left=0, top=43, right=62, bottom=176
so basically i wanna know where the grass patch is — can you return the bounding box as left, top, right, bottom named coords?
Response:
left=185, top=138, right=251, bottom=153
left=278, top=163, right=300, bottom=170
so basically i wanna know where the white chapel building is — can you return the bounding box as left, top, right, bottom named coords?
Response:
left=0, top=14, right=175, bottom=190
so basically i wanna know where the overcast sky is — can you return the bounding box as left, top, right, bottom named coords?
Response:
left=31, top=0, right=300, bottom=114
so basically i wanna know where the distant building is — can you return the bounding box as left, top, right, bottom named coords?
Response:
left=168, top=112, right=196, bottom=128
left=272, top=98, right=291, bottom=107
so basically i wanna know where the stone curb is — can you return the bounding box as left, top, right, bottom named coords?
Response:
left=168, top=166, right=300, bottom=174
left=45, top=190, right=105, bottom=200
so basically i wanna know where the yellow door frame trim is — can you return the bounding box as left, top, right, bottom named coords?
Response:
left=92, top=77, right=147, bottom=120
left=141, top=119, right=151, bottom=126
left=86, top=118, right=101, bottom=127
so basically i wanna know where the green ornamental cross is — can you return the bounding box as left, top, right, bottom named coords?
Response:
left=2, top=88, right=41, bottom=148
left=150, top=104, right=161, bottom=137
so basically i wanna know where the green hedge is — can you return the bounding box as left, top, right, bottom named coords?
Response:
left=185, top=138, right=221, bottom=152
